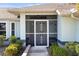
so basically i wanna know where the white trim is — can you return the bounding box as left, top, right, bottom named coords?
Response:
left=56, top=10, right=61, bottom=15
left=34, top=20, right=36, bottom=46
left=47, top=20, right=49, bottom=47
left=70, top=8, right=77, bottom=13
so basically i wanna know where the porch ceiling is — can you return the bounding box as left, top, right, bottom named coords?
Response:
left=8, top=3, right=76, bottom=16
left=8, top=8, right=57, bottom=15
left=0, top=9, right=18, bottom=20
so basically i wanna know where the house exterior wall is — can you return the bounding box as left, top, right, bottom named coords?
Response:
left=58, top=16, right=76, bottom=42
left=57, top=16, right=62, bottom=41
left=76, top=20, right=79, bottom=42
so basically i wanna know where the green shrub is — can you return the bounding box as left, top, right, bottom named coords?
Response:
left=15, top=40, right=23, bottom=46
left=50, top=43, right=68, bottom=56
left=65, top=42, right=77, bottom=55
left=75, top=44, right=79, bottom=55
left=11, top=44, right=21, bottom=50
left=4, top=35, right=23, bottom=56
left=10, top=35, right=17, bottom=44
left=0, top=35, right=5, bottom=46
left=4, top=44, right=19, bottom=56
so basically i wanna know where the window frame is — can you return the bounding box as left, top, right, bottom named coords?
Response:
left=0, top=21, right=7, bottom=37
left=10, top=22, right=16, bottom=36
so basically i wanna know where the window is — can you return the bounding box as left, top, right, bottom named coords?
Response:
left=11, top=23, right=15, bottom=35
left=0, top=23, right=6, bottom=36
left=49, top=21, right=57, bottom=33
left=26, top=21, right=34, bottom=33
left=26, top=21, right=34, bottom=46
left=49, top=21, right=57, bottom=39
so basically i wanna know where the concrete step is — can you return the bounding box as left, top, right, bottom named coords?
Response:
left=28, top=46, right=49, bottom=56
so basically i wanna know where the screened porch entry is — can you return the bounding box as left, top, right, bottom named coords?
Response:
left=26, top=15, right=57, bottom=47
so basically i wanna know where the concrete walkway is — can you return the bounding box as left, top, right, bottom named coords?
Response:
left=28, top=46, right=49, bottom=56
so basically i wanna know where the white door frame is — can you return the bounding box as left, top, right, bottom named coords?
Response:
left=34, top=20, right=49, bottom=47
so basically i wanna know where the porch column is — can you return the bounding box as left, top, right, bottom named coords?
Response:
left=6, top=20, right=10, bottom=39
left=20, top=13, right=26, bottom=40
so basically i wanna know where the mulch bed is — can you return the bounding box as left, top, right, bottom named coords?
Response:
left=18, top=47, right=26, bottom=56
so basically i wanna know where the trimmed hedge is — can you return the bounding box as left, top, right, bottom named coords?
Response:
left=50, top=43, right=68, bottom=56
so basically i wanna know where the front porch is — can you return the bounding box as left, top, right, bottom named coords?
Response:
left=25, top=15, right=57, bottom=47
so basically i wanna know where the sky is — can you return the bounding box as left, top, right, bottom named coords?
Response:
left=0, top=3, right=42, bottom=8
